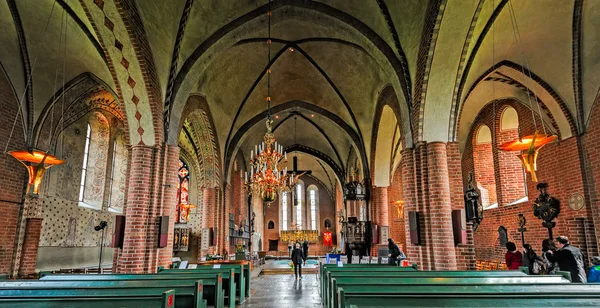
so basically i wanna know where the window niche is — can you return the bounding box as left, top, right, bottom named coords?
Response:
left=268, top=221, right=275, bottom=229
left=77, top=112, right=110, bottom=210
left=473, top=125, right=497, bottom=210
left=498, top=226, right=508, bottom=247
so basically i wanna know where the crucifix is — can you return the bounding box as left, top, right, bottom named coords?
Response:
left=286, top=155, right=311, bottom=230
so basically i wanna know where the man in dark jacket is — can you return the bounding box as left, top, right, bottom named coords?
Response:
left=302, top=238, right=309, bottom=265
left=291, top=242, right=305, bottom=280
left=545, top=236, right=587, bottom=283
left=387, top=238, right=405, bottom=266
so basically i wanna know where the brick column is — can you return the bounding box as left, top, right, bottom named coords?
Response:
left=200, top=187, right=216, bottom=261
left=223, top=184, right=233, bottom=255
left=159, top=145, right=180, bottom=267
left=426, top=142, right=457, bottom=270
left=18, top=218, right=42, bottom=277
left=401, top=148, right=422, bottom=267
left=372, top=186, right=389, bottom=227
left=118, top=145, right=155, bottom=273
left=447, top=142, right=475, bottom=270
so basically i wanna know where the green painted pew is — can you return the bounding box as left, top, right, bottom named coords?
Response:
left=328, top=275, right=571, bottom=308
left=160, top=264, right=249, bottom=304
left=337, top=284, right=600, bottom=308
left=0, top=283, right=176, bottom=308
left=323, top=270, right=528, bottom=306
left=319, top=264, right=417, bottom=302
left=38, top=274, right=224, bottom=308
left=156, top=268, right=240, bottom=306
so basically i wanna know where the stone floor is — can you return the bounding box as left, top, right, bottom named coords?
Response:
left=238, top=273, right=322, bottom=308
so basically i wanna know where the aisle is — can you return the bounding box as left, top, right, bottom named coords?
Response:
left=238, top=274, right=322, bottom=308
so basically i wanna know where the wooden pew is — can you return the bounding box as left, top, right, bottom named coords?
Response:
left=319, top=264, right=417, bottom=300
left=327, top=275, right=570, bottom=308
left=160, top=263, right=249, bottom=304
left=38, top=274, right=223, bottom=308
left=196, top=260, right=251, bottom=299
left=0, top=283, right=176, bottom=308
left=322, top=270, right=529, bottom=306
left=337, top=284, right=600, bottom=308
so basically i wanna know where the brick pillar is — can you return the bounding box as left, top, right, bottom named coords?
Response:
left=200, top=187, right=216, bottom=261
left=159, top=145, right=180, bottom=267
left=118, top=145, right=155, bottom=274
left=372, top=187, right=389, bottom=227
left=447, top=142, right=475, bottom=270
left=427, top=142, right=458, bottom=270
left=18, top=218, right=42, bottom=277
left=223, top=184, right=233, bottom=255
left=401, top=148, right=423, bottom=267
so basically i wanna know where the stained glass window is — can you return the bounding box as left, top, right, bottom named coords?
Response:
left=177, top=159, right=190, bottom=223
left=310, top=190, right=317, bottom=230
left=296, top=181, right=303, bottom=229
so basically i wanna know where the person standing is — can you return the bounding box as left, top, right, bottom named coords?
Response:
left=302, top=238, right=309, bottom=265
left=545, top=236, right=587, bottom=283
left=588, top=256, right=600, bottom=283
left=291, top=242, right=305, bottom=280
left=505, top=242, right=523, bottom=270
left=542, top=239, right=559, bottom=274
left=387, top=238, right=405, bottom=266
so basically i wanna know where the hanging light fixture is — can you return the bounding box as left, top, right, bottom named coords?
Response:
left=496, top=1, right=557, bottom=182
left=4, top=1, right=65, bottom=196
left=245, top=0, right=292, bottom=205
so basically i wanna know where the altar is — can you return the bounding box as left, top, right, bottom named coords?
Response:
left=279, top=229, right=319, bottom=243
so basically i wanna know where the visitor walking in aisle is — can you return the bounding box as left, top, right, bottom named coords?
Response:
left=546, top=236, right=587, bottom=283
left=505, top=242, right=523, bottom=270
left=291, top=242, right=305, bottom=280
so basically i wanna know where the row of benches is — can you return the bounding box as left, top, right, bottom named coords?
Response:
left=319, top=263, right=600, bottom=308
left=476, top=259, right=509, bottom=270
left=0, top=261, right=251, bottom=308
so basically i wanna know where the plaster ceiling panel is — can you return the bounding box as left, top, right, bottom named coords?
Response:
left=314, top=0, right=394, bottom=57
left=16, top=0, right=114, bottom=121
left=237, top=46, right=353, bottom=131
left=385, top=0, right=428, bottom=83
left=0, top=0, right=25, bottom=99
left=461, top=1, right=575, bottom=120
left=300, top=41, right=388, bottom=161
left=581, top=0, right=600, bottom=124
left=422, top=0, right=479, bottom=142
left=195, top=42, right=271, bottom=157
left=67, top=0, right=98, bottom=41
left=178, top=0, right=262, bottom=67
left=135, top=0, right=187, bottom=100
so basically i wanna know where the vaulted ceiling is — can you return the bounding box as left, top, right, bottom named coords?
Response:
left=1, top=0, right=598, bottom=188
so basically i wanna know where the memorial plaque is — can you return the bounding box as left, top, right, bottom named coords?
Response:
left=201, top=228, right=210, bottom=250
left=379, top=226, right=390, bottom=244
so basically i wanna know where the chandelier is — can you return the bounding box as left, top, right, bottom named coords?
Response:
left=244, top=0, right=293, bottom=205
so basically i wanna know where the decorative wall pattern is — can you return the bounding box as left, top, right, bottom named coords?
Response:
left=85, top=113, right=110, bottom=206
left=39, top=197, right=115, bottom=247
left=109, top=129, right=127, bottom=212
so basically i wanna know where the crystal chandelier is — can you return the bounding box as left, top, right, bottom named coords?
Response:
left=244, top=0, right=293, bottom=205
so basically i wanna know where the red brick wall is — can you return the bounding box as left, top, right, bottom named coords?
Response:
left=0, top=69, right=26, bottom=275
left=19, top=218, right=42, bottom=276
left=159, top=145, right=180, bottom=267
left=462, top=100, right=598, bottom=264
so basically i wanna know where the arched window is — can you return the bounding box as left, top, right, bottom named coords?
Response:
left=108, top=129, right=127, bottom=213
left=473, top=125, right=497, bottom=210
left=281, top=191, right=288, bottom=231
left=78, top=113, right=110, bottom=209
left=177, top=159, right=190, bottom=223
left=307, top=185, right=319, bottom=231
left=498, top=107, right=527, bottom=204
left=295, top=180, right=304, bottom=229
left=268, top=221, right=275, bottom=229
left=78, top=124, right=91, bottom=202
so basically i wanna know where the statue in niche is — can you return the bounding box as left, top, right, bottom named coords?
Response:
left=464, top=172, right=483, bottom=231
left=532, top=182, right=560, bottom=239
